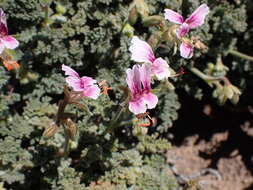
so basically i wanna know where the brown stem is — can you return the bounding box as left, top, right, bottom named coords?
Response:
left=56, top=99, right=68, bottom=125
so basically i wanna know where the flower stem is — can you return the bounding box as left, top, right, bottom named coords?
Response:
left=228, top=49, right=253, bottom=62
left=102, top=104, right=126, bottom=136
left=63, top=127, right=70, bottom=157
left=190, top=67, right=230, bottom=85
left=56, top=100, right=67, bottom=125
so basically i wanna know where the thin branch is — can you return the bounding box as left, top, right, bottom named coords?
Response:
left=228, top=49, right=253, bottom=62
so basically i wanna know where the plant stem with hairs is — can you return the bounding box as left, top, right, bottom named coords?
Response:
left=190, top=67, right=231, bottom=85
left=228, top=49, right=253, bottom=62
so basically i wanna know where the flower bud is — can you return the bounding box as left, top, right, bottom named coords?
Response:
left=43, top=122, right=58, bottom=138
left=142, top=16, right=164, bottom=27
left=148, top=31, right=163, bottom=49
left=166, top=81, right=175, bottom=91
left=194, top=40, right=208, bottom=50
left=218, top=91, right=227, bottom=105
left=133, top=125, right=148, bottom=136
left=231, top=94, right=239, bottom=105
left=230, top=85, right=241, bottom=95
left=56, top=3, right=66, bottom=14
left=223, top=85, right=234, bottom=99
left=65, top=118, right=77, bottom=140
left=122, top=23, right=135, bottom=38
left=162, top=25, right=179, bottom=43
left=135, top=0, right=149, bottom=19
left=128, top=7, right=138, bottom=25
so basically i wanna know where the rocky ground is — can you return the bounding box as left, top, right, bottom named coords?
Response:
left=167, top=94, right=253, bottom=190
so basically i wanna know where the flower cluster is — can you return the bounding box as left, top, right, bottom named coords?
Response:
left=127, top=37, right=170, bottom=115
left=164, top=4, right=209, bottom=58
left=62, top=4, right=210, bottom=115
left=125, top=4, right=209, bottom=114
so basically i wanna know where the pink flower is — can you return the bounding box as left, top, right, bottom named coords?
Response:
left=0, top=9, right=19, bottom=54
left=180, top=42, right=194, bottom=59
left=126, top=64, right=158, bottom=115
left=62, top=64, right=100, bottom=99
left=129, top=36, right=170, bottom=80
left=164, top=4, right=209, bottom=38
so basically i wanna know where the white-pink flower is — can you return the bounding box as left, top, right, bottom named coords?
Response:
left=164, top=4, right=209, bottom=38
left=0, top=9, right=19, bottom=54
left=126, top=64, right=158, bottom=115
left=62, top=64, right=100, bottom=99
left=129, top=36, right=170, bottom=80
left=180, top=42, right=194, bottom=59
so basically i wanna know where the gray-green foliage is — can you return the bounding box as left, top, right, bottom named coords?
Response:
left=0, top=0, right=251, bottom=189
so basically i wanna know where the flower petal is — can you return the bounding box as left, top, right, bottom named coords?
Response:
left=1, top=35, right=19, bottom=49
left=176, top=23, right=190, bottom=38
left=126, top=64, right=142, bottom=94
left=129, top=36, right=155, bottom=64
left=139, top=63, right=152, bottom=90
left=143, top=92, right=158, bottom=109
left=129, top=98, right=146, bottom=115
left=62, top=64, right=80, bottom=78
left=0, top=9, right=7, bottom=27
left=83, top=85, right=101, bottom=99
left=0, top=9, right=8, bottom=36
left=0, top=23, right=8, bottom=36
left=151, top=58, right=171, bottom=80
left=185, top=4, right=209, bottom=29
left=180, top=42, right=194, bottom=59
left=0, top=41, right=5, bottom=54
left=164, top=9, right=184, bottom=24
left=81, top=76, right=97, bottom=86
left=66, top=76, right=83, bottom=91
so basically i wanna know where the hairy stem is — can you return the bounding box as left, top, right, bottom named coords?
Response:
left=190, top=67, right=230, bottom=85
left=56, top=100, right=67, bottom=125
left=102, top=104, right=126, bottom=136
left=63, top=127, right=70, bottom=157
left=228, top=49, right=253, bottom=62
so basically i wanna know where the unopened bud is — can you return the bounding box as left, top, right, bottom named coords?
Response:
left=122, top=23, right=135, bottom=37
left=231, top=94, right=239, bottom=104
left=194, top=40, right=208, bottom=50
left=56, top=4, right=66, bottom=14
left=148, top=31, right=163, bottom=49
left=223, top=85, right=234, bottom=99
left=207, top=63, right=214, bottom=70
left=166, top=81, right=175, bottom=91
left=135, top=0, right=149, bottom=19
left=66, top=118, right=77, bottom=140
left=133, top=125, right=148, bottom=136
left=218, top=92, right=227, bottom=105
left=142, top=16, right=164, bottom=27
left=43, top=122, right=58, bottom=138
left=230, top=85, right=241, bottom=95
left=128, top=7, right=138, bottom=25
left=212, top=89, right=218, bottom=98
left=162, top=25, right=179, bottom=43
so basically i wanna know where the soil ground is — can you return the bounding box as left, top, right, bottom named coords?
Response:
left=167, top=94, right=253, bottom=190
